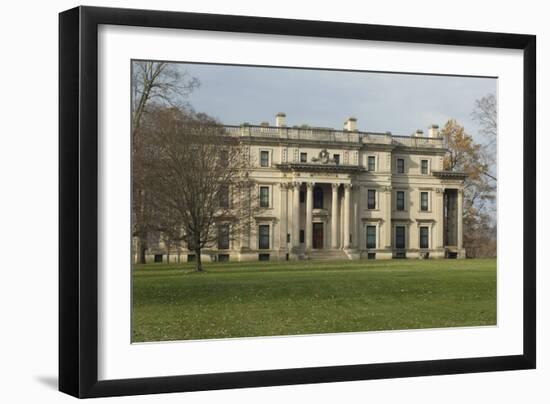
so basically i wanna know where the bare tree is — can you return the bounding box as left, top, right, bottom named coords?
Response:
left=132, top=61, right=200, bottom=135
left=144, top=107, right=257, bottom=272
left=472, top=93, right=497, bottom=181
left=131, top=61, right=199, bottom=263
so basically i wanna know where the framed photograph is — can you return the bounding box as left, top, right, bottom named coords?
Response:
left=59, top=6, right=536, bottom=398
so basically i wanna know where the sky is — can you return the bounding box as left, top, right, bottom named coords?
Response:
left=173, top=62, right=496, bottom=143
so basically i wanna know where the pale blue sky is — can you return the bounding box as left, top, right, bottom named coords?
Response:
left=176, top=62, right=496, bottom=142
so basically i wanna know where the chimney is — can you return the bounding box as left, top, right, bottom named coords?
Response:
left=428, top=124, right=440, bottom=138
left=275, top=112, right=286, bottom=127
left=344, top=117, right=357, bottom=131
left=414, top=129, right=424, bottom=137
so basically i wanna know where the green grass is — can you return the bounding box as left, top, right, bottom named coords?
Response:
left=132, top=258, right=496, bottom=342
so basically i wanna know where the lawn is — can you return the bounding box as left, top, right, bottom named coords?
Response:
left=132, top=258, right=496, bottom=342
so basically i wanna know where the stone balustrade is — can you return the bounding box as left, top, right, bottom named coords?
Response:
left=223, top=125, right=444, bottom=148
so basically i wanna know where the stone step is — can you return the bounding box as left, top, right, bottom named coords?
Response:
left=306, top=250, right=349, bottom=260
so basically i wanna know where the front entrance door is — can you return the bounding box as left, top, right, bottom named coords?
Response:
left=312, top=223, right=324, bottom=249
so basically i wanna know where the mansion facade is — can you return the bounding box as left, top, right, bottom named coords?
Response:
left=144, top=113, right=466, bottom=262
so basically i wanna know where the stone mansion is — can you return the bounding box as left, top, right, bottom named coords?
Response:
left=144, top=113, right=466, bottom=262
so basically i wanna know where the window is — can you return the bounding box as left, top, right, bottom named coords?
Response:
left=258, top=225, right=270, bottom=249
left=367, top=252, right=376, bottom=260
left=420, top=226, right=429, bottom=249
left=334, top=154, right=340, bottom=165
left=366, top=225, right=376, bottom=249
left=286, top=233, right=291, bottom=243
left=187, top=254, right=196, bottom=262
left=313, top=186, right=324, bottom=209
left=421, top=159, right=429, bottom=175
left=300, top=152, right=307, bottom=163
left=260, top=150, right=269, bottom=167
left=219, top=150, right=229, bottom=167
left=395, top=226, right=406, bottom=249
left=368, top=155, right=376, bottom=171
left=187, top=233, right=196, bottom=250
left=367, top=189, right=376, bottom=209
left=219, top=185, right=229, bottom=208
left=299, top=230, right=305, bottom=243
left=300, top=190, right=305, bottom=203
left=420, top=191, right=429, bottom=211
left=258, top=253, right=270, bottom=261
left=259, top=186, right=269, bottom=208
left=218, top=254, right=230, bottom=262
left=217, top=224, right=230, bottom=250
left=396, top=191, right=405, bottom=211
left=154, top=254, right=163, bottom=263
left=397, top=158, right=405, bottom=173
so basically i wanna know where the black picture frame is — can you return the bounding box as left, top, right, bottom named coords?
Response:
left=59, top=6, right=536, bottom=398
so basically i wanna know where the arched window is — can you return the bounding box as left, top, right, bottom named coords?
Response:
left=313, top=186, right=324, bottom=209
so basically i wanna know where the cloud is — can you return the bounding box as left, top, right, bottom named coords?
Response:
left=180, top=62, right=495, bottom=141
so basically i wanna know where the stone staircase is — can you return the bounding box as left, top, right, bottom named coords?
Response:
left=306, top=249, right=350, bottom=261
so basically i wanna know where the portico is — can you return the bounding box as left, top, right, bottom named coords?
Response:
left=286, top=178, right=356, bottom=258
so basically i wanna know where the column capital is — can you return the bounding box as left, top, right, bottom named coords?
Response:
left=277, top=182, right=290, bottom=190
left=457, top=188, right=464, bottom=196
left=343, top=183, right=352, bottom=191
left=331, top=182, right=340, bottom=190
left=384, top=186, right=393, bottom=193
left=292, top=181, right=302, bottom=189
left=306, top=182, right=315, bottom=189
left=435, top=187, right=444, bottom=194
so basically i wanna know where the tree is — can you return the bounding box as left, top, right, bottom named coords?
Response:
left=132, top=61, right=199, bottom=136
left=441, top=119, right=496, bottom=257
left=472, top=93, right=497, bottom=181
left=131, top=62, right=199, bottom=263
left=143, top=107, right=257, bottom=272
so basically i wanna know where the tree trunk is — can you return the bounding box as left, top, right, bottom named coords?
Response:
left=139, top=239, right=147, bottom=264
left=194, top=248, right=203, bottom=272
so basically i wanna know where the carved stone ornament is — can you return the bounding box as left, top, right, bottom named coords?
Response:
left=311, top=148, right=332, bottom=164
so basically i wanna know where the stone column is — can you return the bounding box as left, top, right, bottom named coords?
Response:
left=279, top=183, right=288, bottom=251
left=240, top=184, right=251, bottom=251
left=435, top=188, right=444, bottom=248
left=354, top=185, right=362, bottom=248
left=383, top=186, right=392, bottom=248
left=331, top=183, right=339, bottom=249
left=410, top=221, right=418, bottom=250
left=457, top=188, right=464, bottom=249
left=343, top=184, right=351, bottom=249
left=292, top=182, right=301, bottom=249
left=305, top=182, right=314, bottom=251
